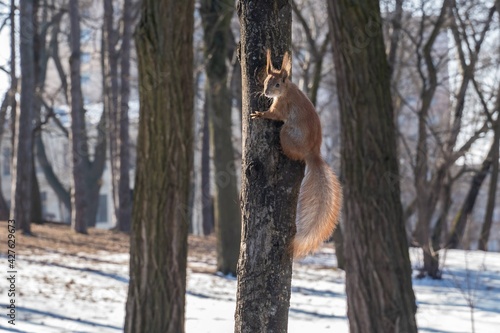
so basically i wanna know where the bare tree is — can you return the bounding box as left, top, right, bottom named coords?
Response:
left=102, top=0, right=133, bottom=232
left=201, top=98, right=214, bottom=235
left=200, top=0, right=241, bottom=275
left=234, top=1, right=304, bottom=332
left=0, top=0, right=17, bottom=219
left=103, top=0, right=120, bottom=228
left=328, top=0, right=418, bottom=331
left=32, top=2, right=107, bottom=227
left=124, top=0, right=194, bottom=331
left=68, top=0, right=88, bottom=233
left=11, top=0, right=36, bottom=233
left=390, top=0, right=496, bottom=277
left=291, top=0, right=330, bottom=106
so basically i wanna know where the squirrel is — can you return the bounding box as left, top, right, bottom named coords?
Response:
left=251, top=50, right=343, bottom=258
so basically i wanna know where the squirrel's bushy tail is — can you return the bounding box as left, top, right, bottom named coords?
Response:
left=292, top=154, right=343, bottom=258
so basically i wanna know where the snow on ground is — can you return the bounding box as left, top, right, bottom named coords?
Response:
left=1, top=247, right=500, bottom=332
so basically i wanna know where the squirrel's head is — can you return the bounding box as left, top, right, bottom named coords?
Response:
left=263, top=49, right=291, bottom=98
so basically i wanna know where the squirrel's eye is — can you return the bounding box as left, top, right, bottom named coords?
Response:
left=275, top=83, right=280, bottom=88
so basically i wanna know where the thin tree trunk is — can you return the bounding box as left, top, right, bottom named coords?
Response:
left=411, top=0, right=450, bottom=278
left=328, top=0, right=418, bottom=332
left=87, top=110, right=108, bottom=227
left=0, top=93, right=10, bottom=219
left=235, top=1, right=303, bottom=332
left=9, top=0, right=17, bottom=155
left=332, top=225, right=345, bottom=270
left=69, top=0, right=88, bottom=234
left=200, top=0, right=241, bottom=276
left=11, top=0, right=35, bottom=233
left=0, top=0, right=18, bottom=218
left=9, top=0, right=17, bottom=152
left=116, top=0, right=132, bottom=232
left=103, top=0, right=120, bottom=228
left=201, top=96, right=214, bottom=235
left=432, top=175, right=452, bottom=248
left=124, top=0, right=194, bottom=331
left=31, top=0, right=50, bottom=225
left=31, top=157, right=43, bottom=223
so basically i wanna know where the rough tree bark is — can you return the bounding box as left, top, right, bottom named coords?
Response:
left=124, top=0, right=194, bottom=331
left=200, top=0, right=241, bottom=275
left=69, top=0, right=88, bottom=234
left=11, top=0, right=35, bottom=233
left=328, top=0, right=418, bottom=332
left=234, top=1, right=304, bottom=332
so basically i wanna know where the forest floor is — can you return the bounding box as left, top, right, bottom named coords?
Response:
left=0, top=221, right=499, bottom=332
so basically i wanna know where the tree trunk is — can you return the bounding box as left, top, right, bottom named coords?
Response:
left=424, top=175, right=452, bottom=279
left=479, top=99, right=500, bottom=251
left=9, top=0, right=17, bottom=152
left=410, top=0, right=450, bottom=279
left=30, top=158, right=43, bottom=224
left=332, top=225, right=345, bottom=270
left=235, top=1, right=303, bottom=332
left=0, top=92, right=11, bottom=220
left=116, top=0, right=132, bottom=232
left=103, top=0, right=120, bottom=228
left=2, top=0, right=18, bottom=220
left=201, top=96, right=214, bottom=235
left=447, top=144, right=495, bottom=249
left=200, top=0, right=241, bottom=276
left=11, top=0, right=35, bottom=233
left=85, top=178, right=101, bottom=229
left=124, top=0, right=194, bottom=332
left=328, top=1, right=418, bottom=332
left=87, top=111, right=108, bottom=228
left=69, top=0, right=88, bottom=234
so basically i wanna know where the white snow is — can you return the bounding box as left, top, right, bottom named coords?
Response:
left=1, top=247, right=500, bottom=332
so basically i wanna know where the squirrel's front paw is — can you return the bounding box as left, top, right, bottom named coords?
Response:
left=250, top=111, right=264, bottom=119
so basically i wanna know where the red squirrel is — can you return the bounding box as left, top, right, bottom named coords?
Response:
left=251, top=50, right=343, bottom=258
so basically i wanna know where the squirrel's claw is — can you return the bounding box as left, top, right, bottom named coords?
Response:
left=250, top=111, right=263, bottom=119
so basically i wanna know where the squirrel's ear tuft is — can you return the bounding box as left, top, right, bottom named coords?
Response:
left=266, top=49, right=274, bottom=74
left=281, top=52, right=292, bottom=79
